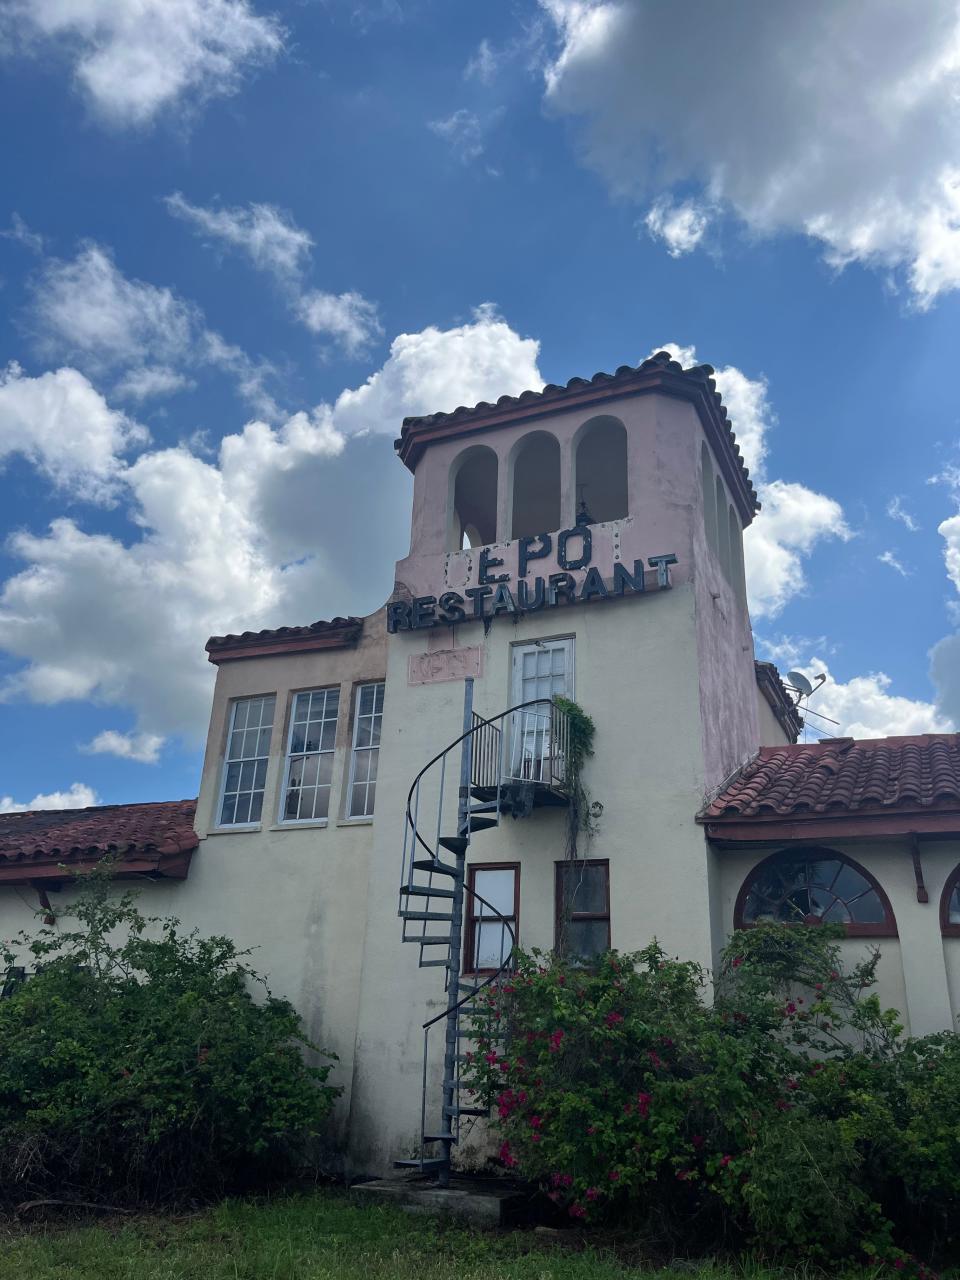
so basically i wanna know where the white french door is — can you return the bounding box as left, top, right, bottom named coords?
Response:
left=507, top=639, right=574, bottom=782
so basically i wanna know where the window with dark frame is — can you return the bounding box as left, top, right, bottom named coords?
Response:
left=465, top=864, right=519, bottom=974
left=347, top=680, right=385, bottom=818
left=940, top=865, right=960, bottom=937
left=735, top=849, right=897, bottom=938
left=555, top=859, right=610, bottom=958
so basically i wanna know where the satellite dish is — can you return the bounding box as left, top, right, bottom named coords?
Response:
left=787, top=671, right=814, bottom=698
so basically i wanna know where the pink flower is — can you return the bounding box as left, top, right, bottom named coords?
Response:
left=893, top=1262, right=904, bottom=1272
left=531, top=1133, right=542, bottom=1143
left=608, top=1169, right=620, bottom=1182
left=719, top=1155, right=732, bottom=1168
left=548, top=1029, right=565, bottom=1053
left=530, top=1115, right=542, bottom=1128
left=785, top=1002, right=797, bottom=1016
left=786, top=1079, right=799, bottom=1091
left=586, top=1125, right=597, bottom=1135
left=830, top=970, right=839, bottom=980
left=648, top=1050, right=663, bottom=1068
left=485, top=1052, right=498, bottom=1066
left=676, top=1169, right=690, bottom=1182
left=637, top=1092, right=652, bottom=1119
left=498, top=1141, right=516, bottom=1168
left=499, top=1060, right=510, bottom=1072
left=568, top=1202, right=585, bottom=1219
left=585, top=1187, right=600, bottom=1201
left=732, top=955, right=744, bottom=968
left=775, top=1099, right=793, bottom=1112
left=605, top=1011, right=624, bottom=1027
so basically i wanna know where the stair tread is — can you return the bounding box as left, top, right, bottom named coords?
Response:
left=400, top=885, right=456, bottom=899
left=412, top=859, right=461, bottom=878
left=416, top=935, right=451, bottom=946
left=400, top=911, right=454, bottom=922
left=393, top=1157, right=446, bottom=1170
left=438, top=835, right=468, bottom=856
left=465, top=816, right=497, bottom=832
left=445, top=1106, right=489, bottom=1118
left=423, top=1133, right=457, bottom=1144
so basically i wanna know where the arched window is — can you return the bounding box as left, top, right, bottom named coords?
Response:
left=574, top=416, right=628, bottom=523
left=728, top=503, right=747, bottom=605
left=715, top=475, right=731, bottom=580
left=940, top=866, right=960, bottom=937
left=701, top=444, right=718, bottom=557
left=450, top=445, right=498, bottom=551
left=734, top=849, right=897, bottom=938
left=511, top=431, right=561, bottom=540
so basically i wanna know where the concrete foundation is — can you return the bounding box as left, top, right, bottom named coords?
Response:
left=351, top=1174, right=527, bottom=1226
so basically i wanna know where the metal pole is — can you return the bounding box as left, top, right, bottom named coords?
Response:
left=437, top=676, right=474, bottom=1187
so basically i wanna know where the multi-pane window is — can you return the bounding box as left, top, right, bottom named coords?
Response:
left=219, top=695, right=276, bottom=826
left=348, top=681, right=385, bottom=818
left=555, top=860, right=610, bottom=958
left=466, top=865, right=519, bottom=973
left=736, top=851, right=896, bottom=937
left=281, top=688, right=340, bottom=823
left=942, top=868, right=960, bottom=937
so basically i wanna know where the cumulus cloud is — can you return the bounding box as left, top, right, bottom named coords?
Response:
left=643, top=198, right=710, bottom=257
left=334, top=304, right=541, bottom=435
left=540, top=0, right=960, bottom=306
left=0, top=306, right=540, bottom=741
left=772, top=654, right=949, bottom=740
left=4, top=0, right=284, bottom=127
left=656, top=343, right=850, bottom=618
left=0, top=782, right=99, bottom=813
left=82, top=729, right=165, bottom=764
left=0, top=363, right=146, bottom=500
left=28, top=243, right=280, bottom=417
left=165, top=194, right=382, bottom=355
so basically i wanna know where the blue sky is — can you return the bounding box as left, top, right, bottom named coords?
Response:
left=1, top=0, right=960, bottom=809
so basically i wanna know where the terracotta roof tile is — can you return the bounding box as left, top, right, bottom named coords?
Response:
left=0, top=799, right=198, bottom=883
left=206, top=617, right=363, bottom=662
left=702, top=735, right=960, bottom=839
left=394, top=350, right=760, bottom=521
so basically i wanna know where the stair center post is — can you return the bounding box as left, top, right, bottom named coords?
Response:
left=438, top=676, right=475, bottom=1188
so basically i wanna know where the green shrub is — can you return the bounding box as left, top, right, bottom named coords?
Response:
left=0, top=868, right=340, bottom=1204
left=464, top=930, right=950, bottom=1275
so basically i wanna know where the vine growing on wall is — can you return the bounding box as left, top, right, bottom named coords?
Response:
left=553, top=695, right=600, bottom=955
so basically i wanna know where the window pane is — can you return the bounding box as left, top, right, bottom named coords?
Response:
left=219, top=794, right=237, bottom=825
left=561, top=863, right=607, bottom=914
left=476, top=921, right=512, bottom=969
left=566, top=919, right=608, bottom=959
left=950, top=886, right=960, bottom=925
left=348, top=682, right=385, bottom=818
left=847, top=890, right=885, bottom=924
left=474, top=868, right=515, bottom=917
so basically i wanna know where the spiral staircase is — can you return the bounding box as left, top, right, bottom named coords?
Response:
left=395, top=678, right=571, bottom=1185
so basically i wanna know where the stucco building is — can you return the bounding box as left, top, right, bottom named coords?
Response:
left=3, top=350, right=960, bottom=1178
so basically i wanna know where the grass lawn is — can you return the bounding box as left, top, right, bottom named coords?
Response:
left=0, top=1188, right=897, bottom=1280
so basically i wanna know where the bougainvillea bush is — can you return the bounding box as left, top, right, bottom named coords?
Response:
left=0, top=870, right=340, bottom=1204
left=465, top=928, right=958, bottom=1274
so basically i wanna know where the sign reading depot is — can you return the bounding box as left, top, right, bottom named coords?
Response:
left=387, top=524, right=678, bottom=633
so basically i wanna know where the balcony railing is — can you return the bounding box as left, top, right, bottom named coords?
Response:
left=471, top=699, right=571, bottom=792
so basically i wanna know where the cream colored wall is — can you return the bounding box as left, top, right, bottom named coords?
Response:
left=346, top=580, right=728, bottom=1173
left=756, top=690, right=791, bottom=746
left=718, top=839, right=960, bottom=1038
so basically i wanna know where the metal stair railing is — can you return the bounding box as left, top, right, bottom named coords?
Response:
left=395, top=683, right=572, bottom=1184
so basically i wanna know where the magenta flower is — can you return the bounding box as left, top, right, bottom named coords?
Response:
left=585, top=1186, right=600, bottom=1201
left=637, top=1092, right=652, bottom=1118
left=605, top=1011, right=624, bottom=1027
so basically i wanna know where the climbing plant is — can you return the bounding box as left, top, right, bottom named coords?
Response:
left=552, top=695, right=600, bottom=957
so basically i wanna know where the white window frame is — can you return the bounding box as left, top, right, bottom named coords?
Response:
left=346, top=680, right=385, bottom=820
left=510, top=637, right=575, bottom=706
left=278, top=686, right=341, bottom=826
left=216, top=694, right=276, bottom=830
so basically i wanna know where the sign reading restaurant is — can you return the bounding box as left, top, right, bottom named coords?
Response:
left=387, top=523, right=678, bottom=633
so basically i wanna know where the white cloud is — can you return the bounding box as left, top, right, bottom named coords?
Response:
left=0, top=782, right=99, bottom=813
left=0, top=362, right=146, bottom=500
left=29, top=243, right=280, bottom=417
left=0, top=306, right=539, bottom=741
left=775, top=655, right=950, bottom=740
left=333, top=304, right=542, bottom=435
left=465, top=38, right=497, bottom=84
left=113, top=365, right=194, bottom=402
left=643, top=198, right=710, bottom=257
left=82, top=729, right=164, bottom=764
left=30, top=244, right=198, bottom=371
left=164, top=193, right=313, bottom=281
left=887, top=495, right=920, bottom=532
left=878, top=549, right=910, bottom=577
left=165, top=194, right=382, bottom=355
left=5, top=0, right=284, bottom=127
left=0, top=213, right=44, bottom=254
left=540, top=0, right=960, bottom=306
left=296, top=290, right=383, bottom=356
left=656, top=343, right=850, bottom=618
left=428, top=109, right=485, bottom=163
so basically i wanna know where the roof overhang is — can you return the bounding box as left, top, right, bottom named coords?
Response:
left=704, top=810, right=960, bottom=846
left=0, top=846, right=195, bottom=887
left=206, top=617, right=363, bottom=664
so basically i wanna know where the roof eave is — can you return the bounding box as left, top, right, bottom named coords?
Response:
left=703, top=810, right=960, bottom=844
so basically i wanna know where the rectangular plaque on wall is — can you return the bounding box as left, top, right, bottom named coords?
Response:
left=408, top=647, right=483, bottom=686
